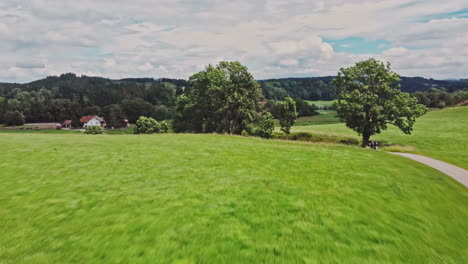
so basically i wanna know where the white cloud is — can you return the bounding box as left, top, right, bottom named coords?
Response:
left=0, top=0, right=467, bottom=82
left=137, top=62, right=154, bottom=72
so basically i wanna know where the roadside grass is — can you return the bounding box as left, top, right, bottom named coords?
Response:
left=1, top=133, right=467, bottom=263
left=292, top=106, right=468, bottom=169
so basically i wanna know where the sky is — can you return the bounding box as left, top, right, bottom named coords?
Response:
left=1, top=0, right=467, bottom=83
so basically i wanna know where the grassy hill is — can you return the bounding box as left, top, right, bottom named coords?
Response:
left=1, top=133, right=467, bottom=263
left=292, top=106, right=468, bottom=169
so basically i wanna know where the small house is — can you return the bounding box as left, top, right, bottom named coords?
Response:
left=63, top=120, right=72, bottom=128
left=80, top=115, right=106, bottom=128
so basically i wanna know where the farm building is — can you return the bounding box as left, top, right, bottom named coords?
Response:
left=80, top=116, right=106, bottom=128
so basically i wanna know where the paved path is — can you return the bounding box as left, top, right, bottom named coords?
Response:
left=390, top=152, right=468, bottom=187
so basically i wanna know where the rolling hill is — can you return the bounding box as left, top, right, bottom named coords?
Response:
left=0, top=133, right=467, bottom=263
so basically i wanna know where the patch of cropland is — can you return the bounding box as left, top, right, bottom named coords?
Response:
left=292, top=106, right=468, bottom=169
left=1, top=134, right=467, bottom=263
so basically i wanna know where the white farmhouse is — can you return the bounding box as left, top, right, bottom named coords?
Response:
left=80, top=115, right=106, bottom=128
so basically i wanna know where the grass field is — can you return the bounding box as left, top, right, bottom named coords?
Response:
left=1, top=133, right=467, bottom=263
left=306, top=100, right=336, bottom=108
left=294, top=110, right=340, bottom=126
left=292, top=106, right=468, bottom=169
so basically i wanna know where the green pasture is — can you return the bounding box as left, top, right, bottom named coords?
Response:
left=292, top=107, right=468, bottom=169
left=1, top=133, right=467, bottom=263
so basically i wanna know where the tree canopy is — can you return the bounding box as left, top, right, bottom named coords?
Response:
left=173, top=61, right=262, bottom=134
left=333, top=58, right=427, bottom=147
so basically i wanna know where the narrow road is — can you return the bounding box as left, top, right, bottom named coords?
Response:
left=390, top=152, right=468, bottom=187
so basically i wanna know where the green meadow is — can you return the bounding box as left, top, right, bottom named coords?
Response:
left=306, top=100, right=337, bottom=108
left=1, top=133, right=467, bottom=263
left=292, top=106, right=468, bottom=169
left=294, top=110, right=340, bottom=126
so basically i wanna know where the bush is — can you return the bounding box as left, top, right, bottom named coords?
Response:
left=4, top=111, right=25, bottom=126
left=135, top=116, right=164, bottom=134
left=84, top=125, right=103, bottom=134
left=255, top=112, right=274, bottom=138
left=272, top=131, right=360, bottom=146
left=159, top=120, right=169, bottom=133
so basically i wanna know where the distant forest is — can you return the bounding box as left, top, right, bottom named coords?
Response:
left=0, top=73, right=467, bottom=126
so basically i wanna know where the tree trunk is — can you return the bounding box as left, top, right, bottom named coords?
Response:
left=361, top=133, right=370, bottom=148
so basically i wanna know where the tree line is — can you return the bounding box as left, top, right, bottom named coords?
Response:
left=413, top=88, right=468, bottom=108
left=259, top=76, right=468, bottom=101
left=0, top=64, right=467, bottom=129
left=0, top=73, right=184, bottom=126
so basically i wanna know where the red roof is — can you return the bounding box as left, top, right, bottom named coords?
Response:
left=80, top=116, right=105, bottom=123
left=80, top=116, right=96, bottom=123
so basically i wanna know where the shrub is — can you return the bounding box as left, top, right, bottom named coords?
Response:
left=84, top=125, right=103, bottom=134
left=159, top=120, right=169, bottom=133
left=278, top=96, right=297, bottom=137
left=272, top=131, right=360, bottom=146
left=255, top=112, right=274, bottom=138
left=134, top=116, right=161, bottom=134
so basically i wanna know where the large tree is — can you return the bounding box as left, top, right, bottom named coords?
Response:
left=173, top=61, right=262, bottom=134
left=103, top=104, right=127, bottom=128
left=121, top=98, right=153, bottom=123
left=333, top=58, right=427, bottom=148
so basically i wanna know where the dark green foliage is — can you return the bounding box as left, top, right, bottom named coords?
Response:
left=121, top=98, right=153, bottom=123
left=278, top=96, right=298, bottom=136
left=4, top=110, right=25, bottom=126
left=134, top=116, right=164, bottom=134
left=83, top=106, right=102, bottom=116
left=265, top=98, right=318, bottom=118
left=258, top=76, right=468, bottom=101
left=0, top=97, right=6, bottom=123
left=102, top=104, right=127, bottom=128
left=254, top=112, right=274, bottom=139
left=414, top=88, right=468, bottom=108
left=0, top=73, right=183, bottom=124
left=399, top=76, right=468, bottom=93
left=294, top=98, right=318, bottom=116
left=259, top=77, right=336, bottom=101
left=333, top=58, right=427, bottom=147
left=84, top=125, right=103, bottom=135
left=173, top=61, right=262, bottom=135
left=152, top=104, right=172, bottom=121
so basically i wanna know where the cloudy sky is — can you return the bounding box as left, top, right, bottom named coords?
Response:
left=1, top=0, right=467, bottom=83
